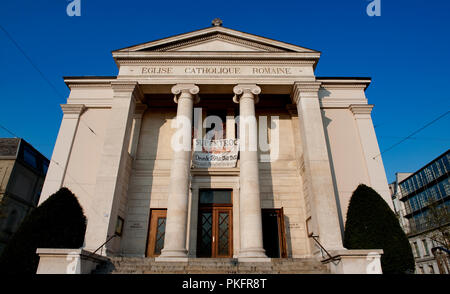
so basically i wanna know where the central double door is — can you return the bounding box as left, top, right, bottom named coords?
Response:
left=197, top=190, right=233, bottom=258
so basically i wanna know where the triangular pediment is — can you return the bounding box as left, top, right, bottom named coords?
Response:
left=165, top=37, right=268, bottom=52
left=114, top=26, right=319, bottom=54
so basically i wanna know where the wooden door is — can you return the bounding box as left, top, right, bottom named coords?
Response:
left=146, top=209, right=167, bottom=257
left=197, top=206, right=232, bottom=257
left=214, top=207, right=233, bottom=257
left=197, top=189, right=233, bottom=258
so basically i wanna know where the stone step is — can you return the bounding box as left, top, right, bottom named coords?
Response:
left=93, top=257, right=330, bottom=274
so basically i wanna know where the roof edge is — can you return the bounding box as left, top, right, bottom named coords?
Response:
left=112, top=26, right=320, bottom=54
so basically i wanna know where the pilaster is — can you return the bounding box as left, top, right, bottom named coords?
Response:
left=349, top=104, right=391, bottom=206
left=291, top=81, right=343, bottom=251
left=39, top=104, right=85, bottom=203
left=87, top=81, right=142, bottom=254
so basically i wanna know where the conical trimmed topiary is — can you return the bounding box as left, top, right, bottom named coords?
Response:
left=0, top=187, right=87, bottom=274
left=343, top=184, right=415, bottom=274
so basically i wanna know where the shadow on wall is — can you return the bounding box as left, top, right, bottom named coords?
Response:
left=321, top=111, right=345, bottom=240
left=120, top=106, right=166, bottom=256
left=257, top=111, right=294, bottom=258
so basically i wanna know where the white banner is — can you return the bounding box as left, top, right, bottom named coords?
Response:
left=192, top=139, right=239, bottom=168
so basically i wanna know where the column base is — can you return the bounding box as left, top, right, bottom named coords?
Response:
left=238, top=248, right=270, bottom=262
left=155, top=249, right=189, bottom=262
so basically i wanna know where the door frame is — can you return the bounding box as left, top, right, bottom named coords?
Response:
left=196, top=189, right=233, bottom=258
left=262, top=208, right=287, bottom=258
left=188, top=176, right=240, bottom=258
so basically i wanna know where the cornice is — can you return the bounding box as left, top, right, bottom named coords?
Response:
left=292, top=81, right=322, bottom=91
left=60, top=104, right=86, bottom=116
left=64, top=78, right=115, bottom=90
left=320, top=84, right=369, bottom=90
left=317, top=78, right=371, bottom=91
left=67, top=83, right=113, bottom=89
left=113, top=52, right=320, bottom=62
left=349, top=104, right=374, bottom=115
left=290, top=81, right=322, bottom=103
left=111, top=81, right=144, bottom=102
left=116, top=59, right=317, bottom=66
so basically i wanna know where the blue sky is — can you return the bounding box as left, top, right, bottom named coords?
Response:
left=0, top=0, right=449, bottom=183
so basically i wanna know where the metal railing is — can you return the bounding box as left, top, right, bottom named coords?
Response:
left=308, top=233, right=340, bottom=265
left=88, top=234, right=118, bottom=258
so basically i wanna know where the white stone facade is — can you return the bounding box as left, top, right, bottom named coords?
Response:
left=39, top=24, right=391, bottom=268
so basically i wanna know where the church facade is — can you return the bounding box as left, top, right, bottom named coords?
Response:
left=39, top=21, right=391, bottom=265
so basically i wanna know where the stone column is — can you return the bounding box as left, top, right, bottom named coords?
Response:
left=87, top=81, right=142, bottom=254
left=349, top=105, right=392, bottom=207
left=39, top=104, right=85, bottom=203
left=233, top=84, right=268, bottom=261
left=157, top=84, right=199, bottom=261
left=291, top=81, right=343, bottom=251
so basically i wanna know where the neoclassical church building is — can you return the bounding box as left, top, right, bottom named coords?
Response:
left=38, top=20, right=391, bottom=273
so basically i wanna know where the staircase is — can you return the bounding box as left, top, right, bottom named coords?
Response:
left=93, top=257, right=330, bottom=274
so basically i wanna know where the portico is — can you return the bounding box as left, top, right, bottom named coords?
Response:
left=38, top=20, right=391, bottom=273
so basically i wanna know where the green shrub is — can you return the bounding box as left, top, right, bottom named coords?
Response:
left=0, top=187, right=87, bottom=274
left=344, top=184, right=415, bottom=274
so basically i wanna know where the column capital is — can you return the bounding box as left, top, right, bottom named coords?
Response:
left=291, top=81, right=322, bottom=104
left=111, top=81, right=144, bottom=102
left=232, top=84, right=261, bottom=104
left=349, top=104, right=374, bottom=116
left=171, top=84, right=200, bottom=104
left=60, top=104, right=85, bottom=117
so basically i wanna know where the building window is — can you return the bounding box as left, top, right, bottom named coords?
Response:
left=23, top=147, right=37, bottom=169
left=428, top=265, right=435, bottom=274
left=42, top=161, right=49, bottom=175
left=413, top=241, right=421, bottom=258
left=422, top=239, right=430, bottom=256
left=419, top=266, right=424, bottom=274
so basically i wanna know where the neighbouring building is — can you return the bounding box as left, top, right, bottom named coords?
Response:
left=37, top=20, right=392, bottom=273
left=390, top=150, right=450, bottom=274
left=389, top=172, right=413, bottom=233
left=0, top=138, right=49, bottom=254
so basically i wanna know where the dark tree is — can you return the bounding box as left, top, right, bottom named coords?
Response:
left=0, top=188, right=87, bottom=274
left=344, top=184, right=415, bottom=274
